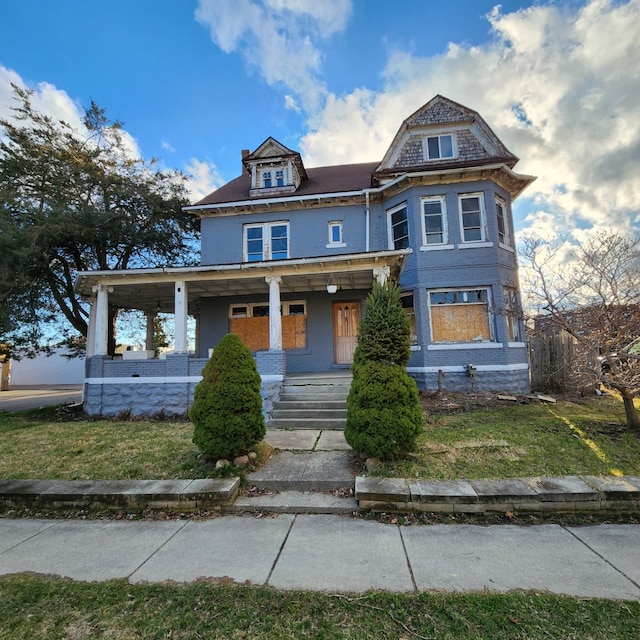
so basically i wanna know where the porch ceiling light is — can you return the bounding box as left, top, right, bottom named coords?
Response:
left=327, top=273, right=338, bottom=294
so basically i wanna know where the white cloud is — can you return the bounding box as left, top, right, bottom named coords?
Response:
left=195, top=0, right=351, bottom=111
left=0, top=64, right=143, bottom=160
left=184, top=157, right=225, bottom=201
left=298, top=0, right=640, bottom=242
left=162, top=140, right=176, bottom=152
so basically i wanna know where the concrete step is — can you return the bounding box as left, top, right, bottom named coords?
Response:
left=271, top=408, right=347, bottom=420
left=267, top=417, right=346, bottom=430
left=225, top=490, right=359, bottom=514
left=274, top=400, right=348, bottom=410
left=279, top=388, right=350, bottom=398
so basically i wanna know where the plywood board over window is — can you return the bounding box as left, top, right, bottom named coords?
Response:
left=431, top=304, right=490, bottom=342
left=230, top=307, right=307, bottom=351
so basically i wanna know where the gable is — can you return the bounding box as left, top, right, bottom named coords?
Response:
left=375, top=95, right=518, bottom=179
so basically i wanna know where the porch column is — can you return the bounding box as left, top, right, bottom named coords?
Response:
left=86, top=296, right=97, bottom=358
left=92, top=285, right=112, bottom=356
left=266, top=275, right=282, bottom=351
left=174, top=280, right=188, bottom=353
left=145, top=311, right=155, bottom=352
left=373, top=265, right=390, bottom=285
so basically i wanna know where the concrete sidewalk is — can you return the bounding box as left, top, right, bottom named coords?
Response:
left=0, top=385, right=83, bottom=412
left=0, top=515, right=639, bottom=599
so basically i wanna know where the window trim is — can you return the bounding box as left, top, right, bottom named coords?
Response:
left=229, top=300, right=307, bottom=318
left=428, top=287, right=495, bottom=344
left=424, top=133, right=456, bottom=160
left=327, top=220, right=346, bottom=247
left=458, top=193, right=487, bottom=243
left=420, top=195, right=448, bottom=248
left=387, top=202, right=410, bottom=250
left=495, top=196, right=513, bottom=249
left=243, top=221, right=290, bottom=262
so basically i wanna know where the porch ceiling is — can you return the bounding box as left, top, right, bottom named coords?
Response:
left=74, top=250, right=409, bottom=314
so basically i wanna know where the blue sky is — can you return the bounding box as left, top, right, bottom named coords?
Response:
left=1, top=0, right=639, bottom=243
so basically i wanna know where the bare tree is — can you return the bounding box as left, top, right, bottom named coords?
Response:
left=520, top=231, right=640, bottom=431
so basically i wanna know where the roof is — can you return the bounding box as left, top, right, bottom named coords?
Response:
left=193, top=161, right=379, bottom=207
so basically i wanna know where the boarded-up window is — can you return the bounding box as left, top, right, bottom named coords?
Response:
left=229, top=301, right=306, bottom=351
left=429, top=289, right=491, bottom=342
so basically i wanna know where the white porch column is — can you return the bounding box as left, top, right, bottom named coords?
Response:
left=86, top=296, right=97, bottom=358
left=145, top=311, right=155, bottom=352
left=266, top=275, right=282, bottom=351
left=174, top=280, right=188, bottom=353
left=92, top=285, right=112, bottom=356
left=373, top=265, right=390, bottom=285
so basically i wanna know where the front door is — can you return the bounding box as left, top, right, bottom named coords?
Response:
left=333, top=301, right=360, bottom=365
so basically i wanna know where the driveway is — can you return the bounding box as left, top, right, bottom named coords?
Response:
left=0, top=385, right=83, bottom=412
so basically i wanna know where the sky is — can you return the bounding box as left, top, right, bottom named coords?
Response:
left=1, top=0, right=639, bottom=250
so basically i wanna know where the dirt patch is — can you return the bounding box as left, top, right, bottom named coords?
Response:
left=420, top=391, right=523, bottom=414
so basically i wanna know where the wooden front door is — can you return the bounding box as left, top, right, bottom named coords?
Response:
left=333, top=301, right=360, bottom=365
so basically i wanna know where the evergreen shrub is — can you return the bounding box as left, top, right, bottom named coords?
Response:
left=345, top=361, right=423, bottom=459
left=190, top=333, right=265, bottom=460
left=345, top=280, right=423, bottom=458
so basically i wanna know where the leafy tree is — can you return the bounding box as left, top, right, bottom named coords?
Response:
left=0, top=85, right=199, bottom=358
left=345, top=281, right=422, bottom=458
left=190, top=333, right=265, bottom=460
left=521, top=231, right=640, bottom=431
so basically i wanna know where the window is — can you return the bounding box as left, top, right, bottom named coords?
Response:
left=244, top=222, right=289, bottom=262
left=459, top=194, right=486, bottom=242
left=429, top=288, right=493, bottom=343
left=229, top=301, right=307, bottom=351
left=387, top=203, right=409, bottom=250
left=400, top=293, right=418, bottom=345
left=496, top=198, right=511, bottom=247
left=503, top=287, right=522, bottom=342
left=276, top=169, right=285, bottom=187
left=327, top=221, right=344, bottom=246
left=421, top=196, right=447, bottom=245
left=262, top=171, right=272, bottom=188
left=426, top=134, right=454, bottom=160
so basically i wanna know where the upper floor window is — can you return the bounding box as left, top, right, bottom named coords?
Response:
left=244, top=221, right=289, bottom=262
left=421, top=196, right=448, bottom=245
left=387, top=203, right=409, bottom=250
left=327, top=220, right=344, bottom=247
left=262, top=171, right=272, bottom=188
left=275, top=169, right=285, bottom=187
left=459, top=193, right=486, bottom=243
left=496, top=197, right=511, bottom=247
left=426, top=134, right=454, bottom=160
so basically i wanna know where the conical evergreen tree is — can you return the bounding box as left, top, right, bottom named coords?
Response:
left=190, top=333, right=265, bottom=460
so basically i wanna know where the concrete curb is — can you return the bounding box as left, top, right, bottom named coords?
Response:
left=0, top=478, right=240, bottom=512
left=355, top=475, right=640, bottom=514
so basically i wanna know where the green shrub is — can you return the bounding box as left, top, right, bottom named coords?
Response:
left=353, top=280, right=411, bottom=370
left=345, top=361, right=423, bottom=459
left=190, top=333, right=265, bottom=460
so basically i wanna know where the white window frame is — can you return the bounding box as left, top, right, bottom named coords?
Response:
left=387, top=202, right=410, bottom=250
left=502, top=287, right=523, bottom=344
left=427, top=287, right=495, bottom=344
left=243, top=221, right=289, bottom=262
left=425, top=133, right=456, bottom=160
left=420, top=195, right=451, bottom=249
left=495, top=197, right=513, bottom=249
left=458, top=193, right=488, bottom=244
left=327, top=220, right=345, bottom=248
left=229, top=300, right=306, bottom=318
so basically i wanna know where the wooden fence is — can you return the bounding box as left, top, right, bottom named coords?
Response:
left=528, top=332, right=597, bottom=394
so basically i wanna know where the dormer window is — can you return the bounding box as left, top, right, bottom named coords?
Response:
left=262, top=170, right=272, bottom=188
left=426, top=134, right=454, bottom=160
left=276, top=169, right=285, bottom=187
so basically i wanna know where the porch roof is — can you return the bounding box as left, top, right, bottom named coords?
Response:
left=74, top=250, right=410, bottom=314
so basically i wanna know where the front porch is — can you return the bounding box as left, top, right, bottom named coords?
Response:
left=77, top=251, right=408, bottom=417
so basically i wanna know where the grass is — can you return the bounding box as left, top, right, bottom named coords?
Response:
left=1, top=393, right=640, bottom=481
left=371, top=392, right=640, bottom=480
left=0, top=406, right=271, bottom=480
left=0, top=575, right=639, bottom=639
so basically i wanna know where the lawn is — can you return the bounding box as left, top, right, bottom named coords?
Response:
left=0, top=576, right=639, bottom=640
left=372, top=391, right=640, bottom=480
left=0, top=392, right=639, bottom=481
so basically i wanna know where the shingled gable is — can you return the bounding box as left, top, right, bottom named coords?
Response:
left=374, top=94, right=519, bottom=179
